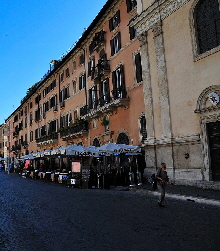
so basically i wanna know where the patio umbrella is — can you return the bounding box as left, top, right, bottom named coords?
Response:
left=98, top=142, right=122, bottom=153
left=51, top=146, right=66, bottom=156
left=117, top=144, right=141, bottom=153
left=21, top=153, right=35, bottom=160
left=65, top=144, right=87, bottom=156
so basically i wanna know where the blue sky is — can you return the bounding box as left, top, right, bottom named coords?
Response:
left=0, top=0, right=107, bottom=124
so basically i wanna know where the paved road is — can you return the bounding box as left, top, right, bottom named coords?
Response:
left=0, top=172, right=220, bottom=251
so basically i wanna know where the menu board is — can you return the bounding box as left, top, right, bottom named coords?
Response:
left=71, top=161, right=81, bottom=173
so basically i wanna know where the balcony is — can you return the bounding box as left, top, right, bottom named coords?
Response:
left=81, top=96, right=130, bottom=120
left=59, top=120, right=89, bottom=141
left=36, top=132, right=58, bottom=146
left=91, top=31, right=106, bottom=53
left=60, top=101, right=65, bottom=108
left=11, top=144, right=21, bottom=153
left=53, top=105, right=58, bottom=112
left=13, top=131, right=19, bottom=137
left=93, top=60, right=110, bottom=83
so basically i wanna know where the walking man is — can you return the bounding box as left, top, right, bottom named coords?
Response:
left=156, top=163, right=169, bottom=207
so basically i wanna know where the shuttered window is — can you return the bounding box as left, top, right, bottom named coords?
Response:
left=110, top=32, right=121, bottom=56
left=135, top=53, right=143, bottom=83
left=109, top=11, right=120, bottom=31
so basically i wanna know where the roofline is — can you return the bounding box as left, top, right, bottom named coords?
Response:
left=5, top=0, right=114, bottom=123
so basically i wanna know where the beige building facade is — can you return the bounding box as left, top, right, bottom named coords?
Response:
left=131, top=0, right=220, bottom=185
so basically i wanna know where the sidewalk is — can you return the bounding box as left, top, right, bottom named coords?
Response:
left=116, top=182, right=220, bottom=206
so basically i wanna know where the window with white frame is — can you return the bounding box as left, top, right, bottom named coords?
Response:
left=89, top=86, right=98, bottom=109
left=109, top=11, right=120, bottom=31
left=60, top=72, right=64, bottom=83
left=79, top=73, right=86, bottom=90
left=99, top=78, right=110, bottom=106
left=112, top=65, right=126, bottom=99
left=110, top=32, right=121, bottom=56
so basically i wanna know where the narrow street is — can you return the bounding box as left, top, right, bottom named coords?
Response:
left=0, top=172, right=220, bottom=251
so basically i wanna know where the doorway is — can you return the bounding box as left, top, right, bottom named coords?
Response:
left=207, top=121, right=220, bottom=181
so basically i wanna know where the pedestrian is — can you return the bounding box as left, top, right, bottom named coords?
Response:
left=156, top=163, right=169, bottom=207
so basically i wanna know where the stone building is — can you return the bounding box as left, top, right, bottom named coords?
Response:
left=5, top=0, right=146, bottom=173
left=5, top=0, right=220, bottom=186
left=0, top=123, right=7, bottom=158
left=131, top=0, right=220, bottom=185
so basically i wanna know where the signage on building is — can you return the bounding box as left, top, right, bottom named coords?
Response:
left=208, top=92, right=219, bottom=106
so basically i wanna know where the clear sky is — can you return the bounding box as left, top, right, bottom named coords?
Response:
left=0, top=0, right=107, bottom=125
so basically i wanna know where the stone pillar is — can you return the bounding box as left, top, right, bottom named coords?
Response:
left=138, top=31, right=155, bottom=143
left=138, top=31, right=157, bottom=170
left=152, top=21, right=172, bottom=139
left=152, top=21, right=174, bottom=180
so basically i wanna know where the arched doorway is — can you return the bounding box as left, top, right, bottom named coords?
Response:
left=92, top=138, right=100, bottom=147
left=116, top=132, right=129, bottom=145
left=195, top=85, right=220, bottom=181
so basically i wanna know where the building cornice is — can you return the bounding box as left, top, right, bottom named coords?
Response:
left=131, top=0, right=191, bottom=34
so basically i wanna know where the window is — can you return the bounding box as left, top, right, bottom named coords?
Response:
left=112, top=65, right=126, bottom=99
left=73, top=110, right=78, bottom=122
left=140, top=114, right=147, bottom=143
left=48, top=120, right=58, bottom=134
left=35, top=128, right=39, bottom=139
left=196, top=0, right=220, bottom=54
left=66, top=68, right=70, bottom=78
left=126, top=0, right=137, bottom=12
left=35, top=94, right=41, bottom=104
left=73, top=80, right=77, bottom=94
left=72, top=61, right=76, bottom=72
left=103, top=115, right=110, bottom=132
left=88, top=58, right=95, bottom=78
left=129, top=26, right=138, bottom=40
left=79, top=53, right=85, bottom=65
left=41, top=125, right=47, bottom=137
left=99, top=79, right=110, bottom=106
left=60, top=87, right=70, bottom=102
left=30, top=113, right=33, bottom=125
left=109, top=10, right=120, bottom=31
left=61, top=113, right=72, bottom=128
left=89, top=86, right=98, bottom=109
left=60, top=116, right=65, bottom=128
left=30, top=131, right=33, bottom=142
left=66, top=113, right=72, bottom=127
left=134, top=53, right=143, bottom=83
left=60, top=72, right=64, bottom=83
left=35, top=107, right=42, bottom=122
left=79, top=74, right=86, bottom=90
left=93, top=120, right=97, bottom=129
left=89, top=31, right=106, bottom=54
left=51, top=79, right=56, bottom=89
left=50, top=95, right=57, bottom=109
left=110, top=32, right=121, bottom=56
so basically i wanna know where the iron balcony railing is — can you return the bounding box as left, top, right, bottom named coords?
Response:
left=59, top=121, right=89, bottom=138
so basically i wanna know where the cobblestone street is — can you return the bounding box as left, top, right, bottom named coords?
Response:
left=1, top=172, right=220, bottom=251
